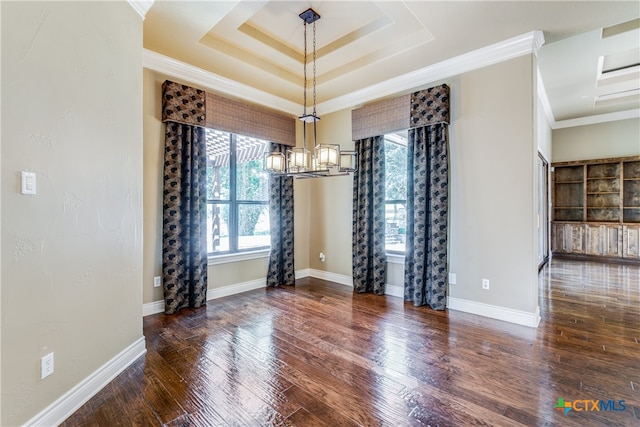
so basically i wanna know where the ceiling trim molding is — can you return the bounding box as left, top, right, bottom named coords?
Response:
left=143, top=49, right=300, bottom=116
left=318, top=30, right=545, bottom=114
left=143, top=30, right=636, bottom=128
left=127, top=0, right=154, bottom=20
left=553, top=109, right=640, bottom=129
left=144, top=31, right=544, bottom=118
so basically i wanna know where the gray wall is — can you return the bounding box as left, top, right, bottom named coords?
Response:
left=552, top=118, right=640, bottom=162
left=1, top=2, right=143, bottom=425
left=142, top=69, right=310, bottom=304
left=308, top=55, right=539, bottom=316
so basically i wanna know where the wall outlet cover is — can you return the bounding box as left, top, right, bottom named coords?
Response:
left=41, top=352, right=54, bottom=379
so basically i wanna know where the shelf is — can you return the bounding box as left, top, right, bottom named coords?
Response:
left=553, top=157, right=639, bottom=225
left=623, top=161, right=640, bottom=179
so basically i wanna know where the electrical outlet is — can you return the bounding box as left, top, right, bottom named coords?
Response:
left=482, top=279, right=490, bottom=290
left=41, top=353, right=54, bottom=379
left=448, top=273, right=456, bottom=285
left=153, top=276, right=161, bottom=288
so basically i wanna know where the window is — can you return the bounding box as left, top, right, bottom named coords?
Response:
left=206, top=129, right=270, bottom=254
left=384, top=131, right=408, bottom=253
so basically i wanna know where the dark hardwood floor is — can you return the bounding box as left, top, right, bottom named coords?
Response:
left=62, top=258, right=639, bottom=426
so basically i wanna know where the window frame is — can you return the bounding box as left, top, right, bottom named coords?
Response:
left=207, top=131, right=270, bottom=257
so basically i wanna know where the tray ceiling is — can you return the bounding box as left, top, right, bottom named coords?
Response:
left=143, top=1, right=640, bottom=124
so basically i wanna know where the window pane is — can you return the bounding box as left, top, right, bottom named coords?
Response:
left=238, top=204, right=270, bottom=250
left=385, top=202, right=406, bottom=252
left=206, top=129, right=230, bottom=200
left=384, top=133, right=408, bottom=201
left=385, top=131, right=407, bottom=253
left=236, top=135, right=269, bottom=201
left=208, top=203, right=229, bottom=253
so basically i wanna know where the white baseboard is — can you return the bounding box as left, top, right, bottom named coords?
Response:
left=307, top=268, right=353, bottom=288
left=142, top=300, right=165, bottom=316
left=384, top=284, right=404, bottom=298
left=143, top=279, right=268, bottom=317
left=24, top=337, right=146, bottom=427
left=295, top=268, right=311, bottom=279
left=206, top=278, right=266, bottom=300
left=142, top=271, right=347, bottom=316
left=447, top=297, right=541, bottom=328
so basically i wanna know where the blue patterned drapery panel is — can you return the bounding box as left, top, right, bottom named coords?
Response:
left=352, top=135, right=387, bottom=295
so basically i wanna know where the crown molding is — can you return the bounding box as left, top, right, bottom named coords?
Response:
left=143, top=49, right=300, bottom=116
left=318, top=30, right=545, bottom=114
left=553, top=109, right=640, bottom=129
left=144, top=31, right=544, bottom=118
left=144, top=30, right=636, bottom=128
left=128, top=0, right=154, bottom=19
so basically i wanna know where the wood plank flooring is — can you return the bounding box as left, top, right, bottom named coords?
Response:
left=62, top=259, right=639, bottom=426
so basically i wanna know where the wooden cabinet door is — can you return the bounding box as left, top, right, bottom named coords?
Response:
left=567, top=223, right=585, bottom=254
left=584, top=224, right=622, bottom=257
left=552, top=222, right=585, bottom=254
left=585, top=224, right=603, bottom=255
left=603, top=225, right=623, bottom=257
left=551, top=223, right=567, bottom=253
left=623, top=225, right=640, bottom=259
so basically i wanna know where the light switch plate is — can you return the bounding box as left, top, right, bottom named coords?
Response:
left=21, top=171, right=37, bottom=195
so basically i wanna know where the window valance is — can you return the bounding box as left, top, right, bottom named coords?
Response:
left=352, top=84, right=450, bottom=141
left=162, top=80, right=296, bottom=147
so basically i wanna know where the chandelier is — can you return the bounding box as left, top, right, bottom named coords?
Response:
left=264, top=8, right=357, bottom=178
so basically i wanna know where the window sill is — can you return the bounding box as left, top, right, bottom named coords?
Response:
left=208, top=249, right=270, bottom=266
left=386, top=253, right=405, bottom=265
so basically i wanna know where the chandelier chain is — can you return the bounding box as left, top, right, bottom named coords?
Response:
left=313, top=21, right=317, bottom=115
left=303, top=21, right=308, bottom=116
left=263, top=8, right=357, bottom=177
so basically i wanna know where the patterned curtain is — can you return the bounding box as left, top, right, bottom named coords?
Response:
left=352, top=135, right=386, bottom=295
left=266, top=143, right=295, bottom=287
left=404, top=124, right=448, bottom=309
left=162, top=122, right=208, bottom=314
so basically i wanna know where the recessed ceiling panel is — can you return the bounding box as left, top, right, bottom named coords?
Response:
left=198, top=1, right=434, bottom=88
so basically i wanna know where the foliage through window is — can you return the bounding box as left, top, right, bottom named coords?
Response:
left=385, top=131, right=408, bottom=253
left=206, top=129, right=270, bottom=254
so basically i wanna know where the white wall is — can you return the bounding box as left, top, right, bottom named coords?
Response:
left=1, top=3, right=143, bottom=425
left=552, top=118, right=640, bottom=162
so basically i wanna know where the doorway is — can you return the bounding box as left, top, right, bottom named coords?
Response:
left=537, top=153, right=550, bottom=269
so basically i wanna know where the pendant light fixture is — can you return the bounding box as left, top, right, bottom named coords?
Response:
left=264, top=8, right=357, bottom=178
